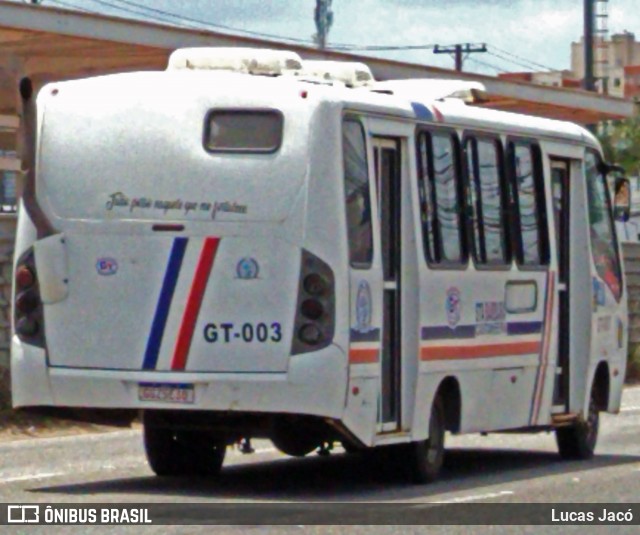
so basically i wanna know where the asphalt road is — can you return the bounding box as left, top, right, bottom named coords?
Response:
left=2, top=387, right=640, bottom=534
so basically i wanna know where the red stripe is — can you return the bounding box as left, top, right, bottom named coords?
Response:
left=349, top=348, right=379, bottom=364
left=420, top=341, right=541, bottom=361
left=433, top=104, right=445, bottom=122
left=532, top=275, right=555, bottom=424
left=171, top=237, right=221, bottom=370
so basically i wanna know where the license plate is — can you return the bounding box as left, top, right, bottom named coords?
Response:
left=138, top=383, right=195, bottom=404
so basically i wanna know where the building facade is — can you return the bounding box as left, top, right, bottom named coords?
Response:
left=571, top=31, right=640, bottom=98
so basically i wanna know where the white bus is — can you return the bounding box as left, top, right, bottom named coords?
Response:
left=11, top=48, right=629, bottom=482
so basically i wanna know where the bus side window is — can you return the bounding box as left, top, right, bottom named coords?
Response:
left=508, top=141, right=550, bottom=267
left=585, top=150, right=623, bottom=301
left=417, top=130, right=466, bottom=266
left=342, top=119, right=374, bottom=268
left=464, top=136, right=509, bottom=267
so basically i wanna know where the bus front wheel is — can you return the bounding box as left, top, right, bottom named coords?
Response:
left=408, top=395, right=445, bottom=483
left=555, top=392, right=599, bottom=460
left=143, top=425, right=227, bottom=477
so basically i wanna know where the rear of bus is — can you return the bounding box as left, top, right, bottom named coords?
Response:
left=11, top=56, right=353, bottom=458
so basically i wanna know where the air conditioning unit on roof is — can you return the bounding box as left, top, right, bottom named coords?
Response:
left=372, top=79, right=488, bottom=103
left=167, top=47, right=304, bottom=76
left=301, top=60, right=375, bottom=87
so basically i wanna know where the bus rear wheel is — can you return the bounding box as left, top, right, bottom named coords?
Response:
left=555, top=392, right=599, bottom=460
left=143, top=425, right=227, bottom=477
left=408, top=395, right=445, bottom=483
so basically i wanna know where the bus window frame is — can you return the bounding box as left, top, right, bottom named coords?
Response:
left=342, top=115, right=375, bottom=270
left=585, top=148, right=624, bottom=303
left=415, top=125, right=469, bottom=271
left=462, top=131, right=512, bottom=271
left=506, top=136, right=550, bottom=272
left=202, top=108, right=284, bottom=154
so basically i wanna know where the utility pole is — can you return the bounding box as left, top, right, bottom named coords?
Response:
left=433, top=43, right=487, bottom=72
left=314, top=0, right=334, bottom=50
left=584, top=0, right=596, bottom=91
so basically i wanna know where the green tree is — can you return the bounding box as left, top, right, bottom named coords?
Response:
left=598, top=116, right=640, bottom=177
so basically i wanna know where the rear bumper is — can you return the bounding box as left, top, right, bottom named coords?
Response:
left=11, top=336, right=348, bottom=419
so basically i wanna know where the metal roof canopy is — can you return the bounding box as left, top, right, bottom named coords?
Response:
left=0, top=0, right=635, bottom=124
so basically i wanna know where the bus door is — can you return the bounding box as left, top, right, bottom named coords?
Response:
left=551, top=159, right=570, bottom=406
left=373, top=138, right=402, bottom=431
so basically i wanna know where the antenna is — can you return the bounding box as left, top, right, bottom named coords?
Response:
left=314, top=0, right=334, bottom=49
left=594, top=0, right=610, bottom=93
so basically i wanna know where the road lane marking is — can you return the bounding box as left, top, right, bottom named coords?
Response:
left=432, top=490, right=514, bottom=504
left=621, top=405, right=640, bottom=412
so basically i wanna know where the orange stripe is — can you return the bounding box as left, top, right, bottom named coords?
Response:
left=420, top=341, right=542, bottom=361
left=349, top=348, right=379, bottom=364
left=532, top=275, right=555, bottom=424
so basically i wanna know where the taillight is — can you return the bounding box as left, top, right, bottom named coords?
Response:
left=16, top=316, right=39, bottom=337
left=301, top=299, right=324, bottom=320
left=292, top=249, right=335, bottom=355
left=15, top=265, right=35, bottom=290
left=16, top=290, right=39, bottom=315
left=13, top=248, right=45, bottom=347
left=303, top=274, right=328, bottom=296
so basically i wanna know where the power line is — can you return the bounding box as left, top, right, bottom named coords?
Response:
left=41, top=1, right=563, bottom=76
left=486, top=50, right=543, bottom=71
left=487, top=44, right=557, bottom=72
left=466, top=56, right=510, bottom=74
left=329, top=43, right=438, bottom=51
left=107, top=0, right=314, bottom=44
left=48, top=0, right=95, bottom=13
left=47, top=0, right=316, bottom=45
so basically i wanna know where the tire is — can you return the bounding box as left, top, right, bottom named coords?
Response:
left=407, top=395, right=446, bottom=483
left=270, top=419, right=321, bottom=457
left=555, top=391, right=599, bottom=460
left=143, top=425, right=226, bottom=477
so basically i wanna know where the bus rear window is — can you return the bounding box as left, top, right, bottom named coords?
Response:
left=204, top=110, right=283, bottom=153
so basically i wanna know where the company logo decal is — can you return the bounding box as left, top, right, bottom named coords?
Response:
left=446, top=287, right=462, bottom=327
left=96, top=257, right=118, bottom=276
left=475, top=300, right=506, bottom=335
left=236, top=258, right=260, bottom=280
left=355, top=280, right=372, bottom=333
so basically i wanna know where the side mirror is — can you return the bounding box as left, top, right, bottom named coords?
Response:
left=613, top=177, right=631, bottom=223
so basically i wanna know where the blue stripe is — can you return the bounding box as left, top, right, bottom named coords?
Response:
left=422, top=325, right=476, bottom=340
left=411, top=102, right=434, bottom=121
left=507, top=321, right=543, bottom=335
left=422, top=322, right=543, bottom=340
left=139, top=382, right=193, bottom=389
left=142, top=238, right=188, bottom=370
left=350, top=328, right=381, bottom=343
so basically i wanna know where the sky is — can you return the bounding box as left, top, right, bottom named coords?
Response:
left=15, top=0, right=640, bottom=75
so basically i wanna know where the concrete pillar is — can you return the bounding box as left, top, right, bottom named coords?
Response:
left=0, top=65, right=21, bottom=408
